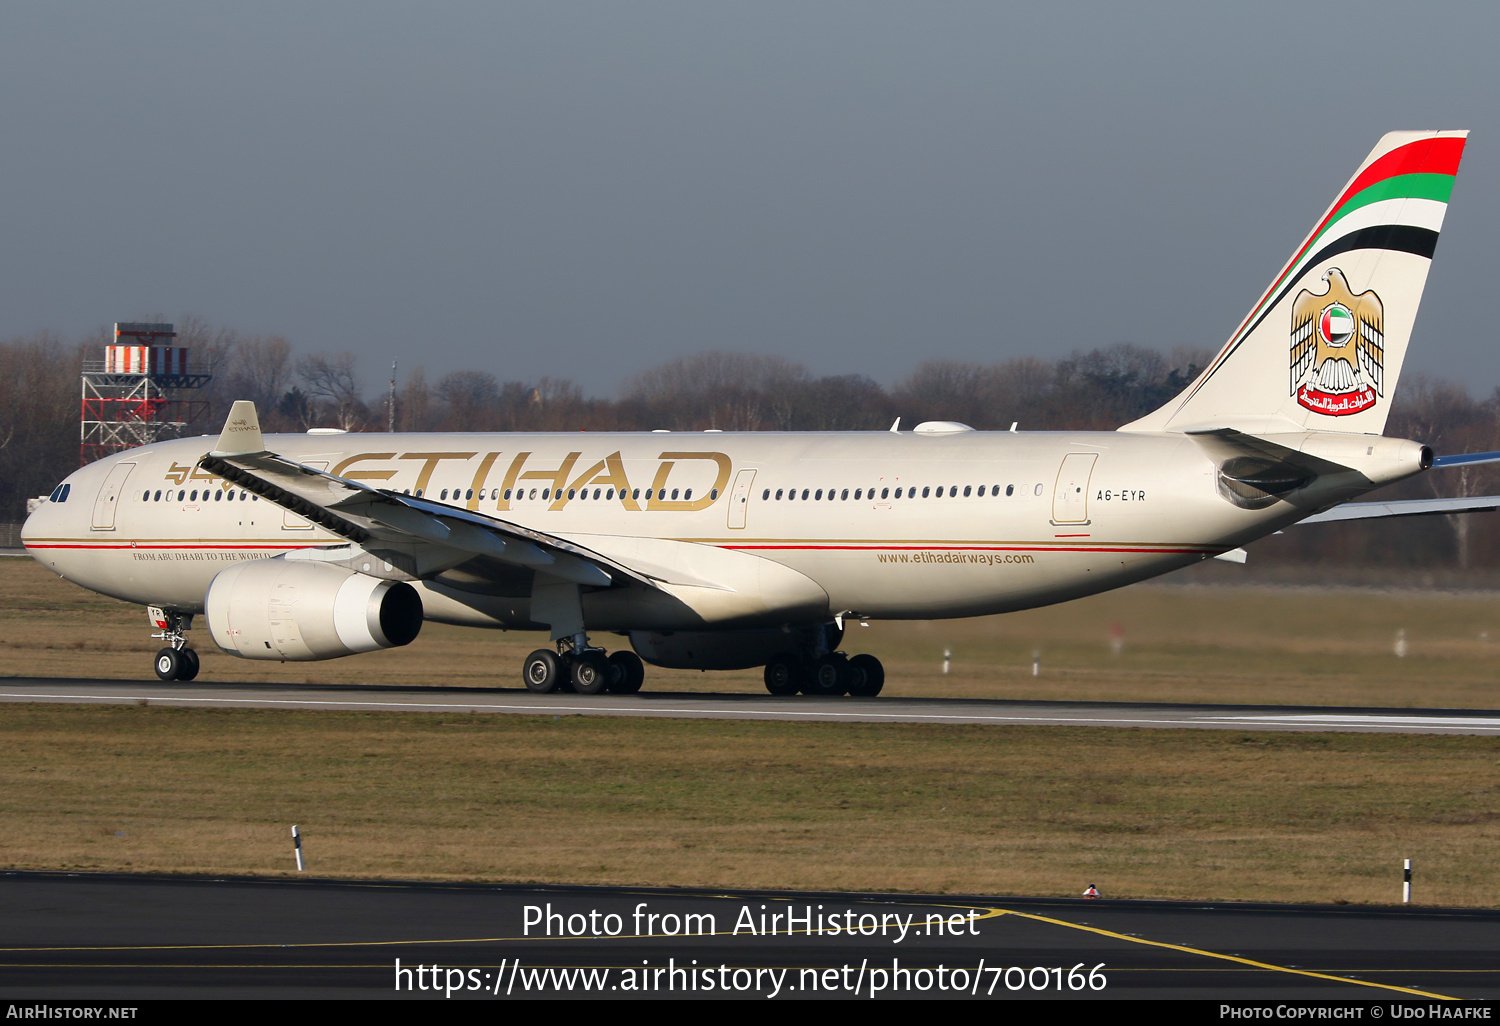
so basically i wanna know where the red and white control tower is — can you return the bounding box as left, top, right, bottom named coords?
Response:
left=80, top=322, right=213, bottom=465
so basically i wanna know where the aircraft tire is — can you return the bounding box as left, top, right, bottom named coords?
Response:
left=153, top=648, right=182, bottom=682
left=570, top=652, right=609, bottom=695
left=763, top=653, right=803, bottom=696
left=846, top=653, right=884, bottom=697
left=803, top=653, right=849, bottom=696
left=606, top=651, right=645, bottom=694
left=177, top=648, right=201, bottom=682
left=523, top=649, right=563, bottom=693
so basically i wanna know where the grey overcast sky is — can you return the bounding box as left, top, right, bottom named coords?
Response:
left=0, top=2, right=1495, bottom=396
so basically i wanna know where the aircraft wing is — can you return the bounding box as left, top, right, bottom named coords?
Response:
left=198, top=401, right=633, bottom=588
left=1298, top=495, right=1500, bottom=525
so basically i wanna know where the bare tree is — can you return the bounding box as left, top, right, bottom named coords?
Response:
left=222, top=335, right=294, bottom=414
left=0, top=332, right=83, bottom=517
left=625, top=352, right=808, bottom=430
left=435, top=370, right=502, bottom=430
left=297, top=352, right=362, bottom=430
left=399, top=366, right=432, bottom=431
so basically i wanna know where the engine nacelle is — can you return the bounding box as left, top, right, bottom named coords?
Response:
left=206, top=559, right=423, bottom=661
left=629, top=624, right=842, bottom=670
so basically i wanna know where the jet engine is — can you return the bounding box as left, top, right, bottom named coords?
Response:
left=629, top=624, right=842, bottom=670
left=205, top=558, right=423, bottom=661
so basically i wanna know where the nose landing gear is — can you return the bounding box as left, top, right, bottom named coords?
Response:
left=148, top=606, right=199, bottom=681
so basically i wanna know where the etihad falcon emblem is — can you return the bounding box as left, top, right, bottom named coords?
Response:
left=1289, top=267, right=1384, bottom=416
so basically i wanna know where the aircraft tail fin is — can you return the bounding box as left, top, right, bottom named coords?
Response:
left=1121, top=131, right=1467, bottom=436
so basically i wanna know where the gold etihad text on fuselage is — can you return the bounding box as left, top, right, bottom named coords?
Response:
left=164, top=450, right=736, bottom=513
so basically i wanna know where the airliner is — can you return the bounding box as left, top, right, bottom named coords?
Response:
left=22, top=131, right=1500, bottom=697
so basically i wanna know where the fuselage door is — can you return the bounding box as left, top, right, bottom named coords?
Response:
left=1051, top=453, right=1098, bottom=525
left=90, top=461, right=137, bottom=531
left=727, top=468, right=757, bottom=529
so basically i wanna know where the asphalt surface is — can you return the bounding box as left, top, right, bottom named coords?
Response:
left=4, top=677, right=1500, bottom=735
left=0, top=872, right=1494, bottom=1000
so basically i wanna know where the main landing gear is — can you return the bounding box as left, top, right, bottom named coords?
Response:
left=763, top=651, right=884, bottom=698
left=522, top=637, right=645, bottom=695
left=148, top=606, right=200, bottom=682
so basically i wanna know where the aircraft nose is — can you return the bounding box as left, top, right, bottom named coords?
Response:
left=20, top=478, right=75, bottom=555
left=20, top=496, right=54, bottom=547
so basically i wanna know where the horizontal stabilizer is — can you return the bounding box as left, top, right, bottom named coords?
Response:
left=1432, top=451, right=1500, bottom=469
left=1298, top=495, right=1500, bottom=525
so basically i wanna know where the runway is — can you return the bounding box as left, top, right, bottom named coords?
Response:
left=3, top=677, right=1500, bottom=734
left=1, top=871, right=1494, bottom=1000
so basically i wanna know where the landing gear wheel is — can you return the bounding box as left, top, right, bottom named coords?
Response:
left=764, top=653, right=803, bottom=696
left=846, top=653, right=884, bottom=697
left=606, top=651, right=645, bottom=694
left=177, top=648, right=201, bottom=682
left=570, top=652, right=609, bottom=695
left=154, top=648, right=182, bottom=682
left=803, top=653, right=849, bottom=696
left=523, top=649, right=563, bottom=693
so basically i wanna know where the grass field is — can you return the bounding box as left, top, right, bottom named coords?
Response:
left=1, top=705, right=1496, bottom=906
left=2, top=557, right=1499, bottom=904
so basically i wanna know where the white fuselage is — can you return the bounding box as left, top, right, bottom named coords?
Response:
left=21, top=427, right=1420, bottom=632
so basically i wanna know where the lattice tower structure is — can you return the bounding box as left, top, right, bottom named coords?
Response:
left=80, top=323, right=213, bottom=465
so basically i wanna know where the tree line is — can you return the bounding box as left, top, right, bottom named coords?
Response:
left=2, top=322, right=1496, bottom=573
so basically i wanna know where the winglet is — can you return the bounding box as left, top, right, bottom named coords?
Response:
left=211, top=400, right=266, bottom=457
